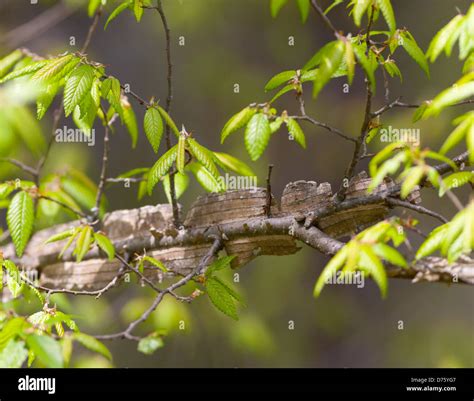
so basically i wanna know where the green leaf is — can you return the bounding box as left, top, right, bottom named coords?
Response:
left=270, top=117, right=284, bottom=133
left=213, top=152, right=256, bottom=177
left=213, top=276, right=245, bottom=305
left=412, top=102, right=428, bottom=122
left=376, top=0, right=396, bottom=33
left=358, top=245, right=388, bottom=298
left=162, top=172, right=189, bottom=202
left=72, top=332, right=112, bottom=360
left=74, top=226, right=93, bottom=262
left=186, top=138, right=220, bottom=180
left=400, top=166, right=424, bottom=199
left=133, top=0, right=144, bottom=22
left=0, top=59, right=48, bottom=84
left=26, top=335, right=63, bottom=368
left=157, top=105, right=180, bottom=138
left=59, top=228, right=80, bottom=259
left=440, top=113, right=473, bottom=155
left=177, top=134, right=186, bottom=174
left=296, top=0, right=310, bottom=23
left=426, top=15, right=464, bottom=62
left=269, top=84, right=295, bottom=104
left=117, top=167, right=150, bottom=178
left=352, top=0, right=371, bottom=27
left=94, top=232, right=115, bottom=260
left=142, top=256, right=167, bottom=272
left=6, top=261, right=23, bottom=299
left=122, top=99, right=138, bottom=148
left=265, top=70, right=296, bottom=92
left=400, top=31, right=430, bottom=77
left=105, top=77, right=124, bottom=121
left=147, top=145, right=178, bottom=194
left=372, top=243, right=407, bottom=268
left=244, top=113, right=272, bottom=161
left=352, top=41, right=377, bottom=91
left=0, top=339, right=28, bottom=368
left=383, top=59, right=402, bottom=81
left=144, top=107, right=164, bottom=153
left=205, top=255, right=236, bottom=277
left=45, top=229, right=75, bottom=244
left=221, top=107, right=257, bottom=143
left=88, top=0, right=102, bottom=17
left=427, top=82, right=474, bottom=117
left=138, top=335, right=164, bottom=355
left=0, top=50, right=23, bottom=78
left=270, top=0, right=288, bottom=18
left=0, top=318, right=26, bottom=352
left=31, top=54, right=74, bottom=82
left=105, top=0, right=131, bottom=30
left=286, top=118, right=306, bottom=149
left=344, top=40, right=356, bottom=85
left=37, top=83, right=59, bottom=120
left=314, top=247, right=347, bottom=297
left=0, top=183, right=14, bottom=200
left=7, top=191, right=34, bottom=257
left=63, top=65, right=95, bottom=117
left=205, top=277, right=239, bottom=320
left=440, top=171, right=474, bottom=196
left=189, top=163, right=223, bottom=193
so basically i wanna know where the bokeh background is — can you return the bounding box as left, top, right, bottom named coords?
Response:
left=0, top=0, right=472, bottom=368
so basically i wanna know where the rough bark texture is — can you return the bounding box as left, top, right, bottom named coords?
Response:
left=3, top=173, right=472, bottom=291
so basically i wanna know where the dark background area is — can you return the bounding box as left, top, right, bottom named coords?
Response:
left=0, top=0, right=472, bottom=368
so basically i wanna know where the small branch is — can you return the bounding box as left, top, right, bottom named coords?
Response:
left=80, top=5, right=103, bottom=54
left=264, top=164, right=274, bottom=218
left=310, top=0, right=341, bottom=38
left=433, top=151, right=470, bottom=176
left=0, top=158, right=38, bottom=178
left=335, top=8, right=375, bottom=202
left=372, top=98, right=474, bottom=118
left=115, top=253, right=162, bottom=294
left=156, top=0, right=180, bottom=227
left=386, top=197, right=448, bottom=224
left=96, top=236, right=223, bottom=341
left=22, top=267, right=125, bottom=298
left=39, top=195, right=87, bottom=218
left=291, top=115, right=356, bottom=143
left=93, top=123, right=110, bottom=218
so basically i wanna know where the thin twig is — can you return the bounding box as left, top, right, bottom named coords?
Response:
left=310, top=0, right=341, bottom=38
left=96, top=236, right=223, bottom=341
left=372, top=98, right=474, bottom=118
left=22, top=266, right=125, bottom=298
left=93, top=123, right=110, bottom=218
left=335, top=6, right=375, bottom=202
left=386, top=197, right=448, bottom=224
left=265, top=164, right=274, bottom=218
left=80, top=5, right=103, bottom=54
left=0, top=158, right=38, bottom=177
left=292, top=115, right=356, bottom=143
left=39, top=195, right=87, bottom=218
left=156, top=0, right=180, bottom=227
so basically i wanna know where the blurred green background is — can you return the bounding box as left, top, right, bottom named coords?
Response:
left=0, top=0, right=473, bottom=368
